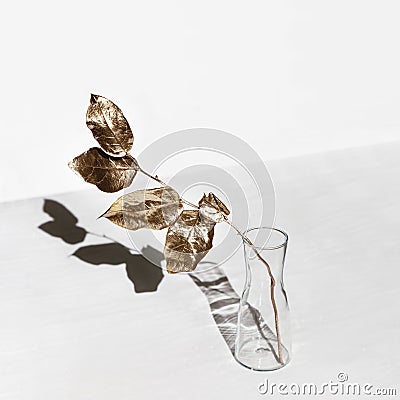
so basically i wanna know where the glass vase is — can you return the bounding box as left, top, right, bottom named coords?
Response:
left=234, top=227, right=291, bottom=371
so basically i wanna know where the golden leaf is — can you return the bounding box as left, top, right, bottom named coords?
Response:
left=86, top=94, right=133, bottom=157
left=68, top=147, right=139, bottom=192
left=164, top=210, right=216, bottom=273
left=101, top=187, right=183, bottom=231
left=199, top=192, right=230, bottom=223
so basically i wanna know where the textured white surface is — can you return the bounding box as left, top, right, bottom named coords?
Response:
left=1, top=143, right=399, bottom=399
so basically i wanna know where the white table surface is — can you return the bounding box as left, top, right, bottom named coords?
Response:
left=1, top=142, right=399, bottom=399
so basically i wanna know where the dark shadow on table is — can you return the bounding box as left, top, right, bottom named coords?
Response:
left=39, top=199, right=278, bottom=358
left=38, top=199, right=87, bottom=244
left=38, top=199, right=164, bottom=293
left=71, top=243, right=164, bottom=293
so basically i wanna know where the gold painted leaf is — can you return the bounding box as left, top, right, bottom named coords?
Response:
left=199, top=192, right=230, bottom=223
left=86, top=94, right=133, bottom=157
left=68, top=147, right=139, bottom=192
left=100, top=187, right=183, bottom=231
left=164, top=210, right=216, bottom=273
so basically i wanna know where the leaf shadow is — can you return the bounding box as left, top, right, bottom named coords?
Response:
left=39, top=199, right=87, bottom=244
left=39, top=199, right=164, bottom=293
left=72, top=243, right=164, bottom=293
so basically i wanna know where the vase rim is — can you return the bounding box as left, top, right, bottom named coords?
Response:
left=242, top=226, right=288, bottom=250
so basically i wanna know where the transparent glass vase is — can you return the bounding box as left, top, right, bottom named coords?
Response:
left=235, top=227, right=291, bottom=371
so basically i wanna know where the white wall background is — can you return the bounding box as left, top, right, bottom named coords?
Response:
left=1, top=0, right=400, bottom=202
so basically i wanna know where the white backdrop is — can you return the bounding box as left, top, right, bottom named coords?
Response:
left=1, top=0, right=400, bottom=202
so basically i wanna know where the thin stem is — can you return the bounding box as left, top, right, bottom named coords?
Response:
left=138, top=167, right=199, bottom=209
left=137, top=163, right=283, bottom=363
left=86, top=231, right=139, bottom=253
left=223, top=217, right=284, bottom=364
left=87, top=231, right=121, bottom=244
left=138, top=167, right=168, bottom=186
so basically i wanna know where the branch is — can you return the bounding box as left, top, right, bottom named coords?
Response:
left=138, top=167, right=199, bottom=209
left=138, top=165, right=284, bottom=364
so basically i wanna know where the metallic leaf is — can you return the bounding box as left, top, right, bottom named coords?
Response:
left=100, top=187, right=183, bottom=231
left=86, top=94, right=133, bottom=157
left=199, top=192, right=230, bottom=223
left=68, top=147, right=139, bottom=192
left=164, top=210, right=216, bottom=274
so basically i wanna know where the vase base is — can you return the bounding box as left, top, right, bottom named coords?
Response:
left=234, top=354, right=291, bottom=372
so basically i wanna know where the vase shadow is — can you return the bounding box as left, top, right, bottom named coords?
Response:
left=189, top=266, right=278, bottom=360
